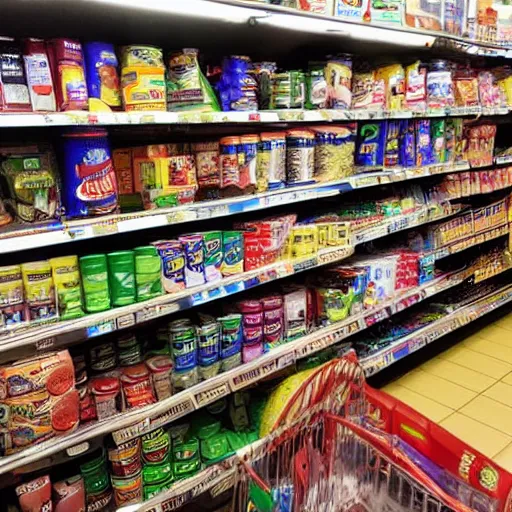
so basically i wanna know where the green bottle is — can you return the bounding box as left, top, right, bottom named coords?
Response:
left=107, top=251, right=136, bottom=307
left=79, top=254, right=111, bottom=313
left=135, top=246, right=163, bottom=302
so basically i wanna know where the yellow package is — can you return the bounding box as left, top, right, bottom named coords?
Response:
left=289, top=226, right=318, bottom=259
left=0, top=265, right=23, bottom=307
left=375, top=64, right=406, bottom=111
left=21, top=261, right=57, bottom=322
left=121, top=66, right=166, bottom=111
left=49, top=256, right=84, bottom=320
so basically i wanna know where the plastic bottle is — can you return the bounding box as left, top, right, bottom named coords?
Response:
left=79, top=254, right=111, bottom=313
left=107, top=251, right=136, bottom=307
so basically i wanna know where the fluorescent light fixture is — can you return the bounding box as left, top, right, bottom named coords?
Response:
left=94, top=0, right=264, bottom=23
left=256, top=13, right=436, bottom=47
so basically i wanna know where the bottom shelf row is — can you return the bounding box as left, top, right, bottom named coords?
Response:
left=7, top=263, right=512, bottom=512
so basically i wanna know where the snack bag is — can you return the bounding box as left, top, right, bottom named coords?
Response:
left=0, top=265, right=26, bottom=327
left=84, top=42, right=121, bottom=111
left=405, top=61, right=426, bottom=111
left=326, top=56, right=352, bottom=110
left=121, top=46, right=166, bottom=111
left=415, top=119, right=433, bottom=167
left=0, top=38, right=31, bottom=111
left=351, top=69, right=385, bottom=110
left=356, top=121, right=386, bottom=168
left=21, top=260, right=57, bottom=321
left=47, top=39, right=88, bottom=111
left=431, top=119, right=446, bottom=165
left=16, top=476, right=53, bottom=512
left=334, top=0, right=367, bottom=21
left=375, top=64, right=405, bottom=111
left=23, top=38, right=56, bottom=112
left=167, top=48, right=220, bottom=112
left=405, top=0, right=443, bottom=31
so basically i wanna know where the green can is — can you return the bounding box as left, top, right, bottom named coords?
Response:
left=79, top=254, right=111, bottom=313
left=107, top=251, right=136, bottom=307
left=134, top=246, right=163, bottom=302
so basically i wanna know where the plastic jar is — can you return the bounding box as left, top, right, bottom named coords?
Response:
left=146, top=355, right=174, bottom=400
left=107, top=251, right=136, bottom=307
left=108, top=439, right=142, bottom=478
left=427, top=60, right=454, bottom=109
left=79, top=254, right=111, bottom=313
left=219, top=136, right=241, bottom=191
left=258, top=132, right=286, bottom=191
left=286, top=130, right=316, bottom=185
left=90, top=376, right=121, bottom=420
left=120, top=363, right=156, bottom=409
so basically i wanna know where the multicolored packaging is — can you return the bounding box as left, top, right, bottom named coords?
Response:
left=16, top=476, right=53, bottom=512
left=415, top=119, right=433, bottom=167
left=0, top=264, right=25, bottom=327
left=431, top=119, right=446, bottom=165
left=49, top=255, right=84, bottom=320
left=203, top=231, right=223, bottom=283
left=53, top=476, right=86, bottom=512
left=21, top=260, right=57, bottom=321
left=179, top=235, right=206, bottom=288
left=0, top=38, right=31, bottom=112
left=262, top=296, right=284, bottom=350
left=46, top=39, right=88, bottom=111
left=120, top=45, right=166, bottom=111
left=356, top=122, right=386, bottom=168
left=325, top=56, right=352, bottom=110
left=221, top=231, right=244, bottom=277
left=153, top=240, right=186, bottom=293
left=61, top=129, right=118, bottom=218
left=83, top=42, right=121, bottom=111
left=219, top=314, right=243, bottom=371
left=22, top=39, right=56, bottom=112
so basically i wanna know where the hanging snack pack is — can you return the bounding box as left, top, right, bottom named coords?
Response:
left=121, top=46, right=166, bottom=111
left=61, top=129, right=118, bottom=218
left=0, top=144, right=60, bottom=223
left=22, top=39, right=56, bottom=112
left=83, top=42, right=121, bottom=111
left=47, top=39, right=88, bottom=111
left=167, top=48, right=220, bottom=112
left=0, top=38, right=31, bottom=111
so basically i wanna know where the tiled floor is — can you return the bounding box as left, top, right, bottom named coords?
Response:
left=384, top=313, right=512, bottom=470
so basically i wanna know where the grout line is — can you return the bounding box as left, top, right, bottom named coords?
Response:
left=456, top=408, right=512, bottom=439
left=492, top=440, right=512, bottom=466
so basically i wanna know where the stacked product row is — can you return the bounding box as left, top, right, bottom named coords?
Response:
left=1, top=37, right=512, bottom=113
left=0, top=117, right=500, bottom=227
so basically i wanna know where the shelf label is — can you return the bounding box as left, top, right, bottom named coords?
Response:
left=277, top=352, right=295, bottom=369
left=317, top=247, right=351, bottom=265
left=193, top=382, right=230, bottom=409
left=230, top=357, right=283, bottom=391
left=66, top=442, right=90, bottom=457
left=364, top=307, right=389, bottom=327
left=35, top=337, right=55, bottom=351
left=87, top=319, right=116, bottom=338
left=117, top=313, right=135, bottom=330
left=112, top=418, right=151, bottom=445
left=136, top=306, right=159, bottom=323
left=92, top=222, right=118, bottom=236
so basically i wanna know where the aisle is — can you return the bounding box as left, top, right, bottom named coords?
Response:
left=384, top=313, right=512, bottom=471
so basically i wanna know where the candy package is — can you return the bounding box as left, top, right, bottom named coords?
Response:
left=21, top=260, right=57, bottom=321
left=415, top=119, right=433, bottom=167
left=0, top=38, right=31, bottom=112
left=23, top=39, right=56, bottom=112
left=375, top=64, right=405, bottom=111
left=465, top=122, right=496, bottom=168
left=351, top=68, right=385, bottom=110
left=356, top=121, right=386, bottom=168
left=405, top=61, right=426, bottom=111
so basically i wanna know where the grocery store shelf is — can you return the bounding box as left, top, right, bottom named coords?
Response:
left=0, top=106, right=504, bottom=129
left=360, top=276, right=512, bottom=376
left=0, top=160, right=471, bottom=255
left=0, top=253, right=505, bottom=477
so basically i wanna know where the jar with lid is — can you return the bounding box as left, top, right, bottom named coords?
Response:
left=285, top=130, right=316, bottom=186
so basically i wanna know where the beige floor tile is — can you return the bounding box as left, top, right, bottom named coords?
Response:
left=440, top=413, right=512, bottom=458
left=440, top=346, right=512, bottom=378
left=459, top=396, right=512, bottom=436
left=476, top=325, right=512, bottom=348
left=501, top=372, right=512, bottom=386
left=420, top=358, right=495, bottom=393
left=440, top=412, right=512, bottom=457
left=493, top=443, right=512, bottom=472
left=395, top=370, right=477, bottom=410
left=483, top=381, right=512, bottom=408
left=463, top=337, right=512, bottom=364
left=493, top=318, right=512, bottom=332
left=382, top=383, right=454, bottom=423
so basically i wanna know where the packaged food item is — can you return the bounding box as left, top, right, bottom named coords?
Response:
left=179, top=235, right=206, bottom=288
left=113, top=148, right=135, bottom=195
left=286, top=129, right=315, bottom=186
left=46, top=39, right=88, bottom=111
left=108, top=438, right=142, bottom=477
left=334, top=0, right=365, bottom=23
left=170, top=323, right=199, bottom=391
left=147, top=355, right=173, bottom=400
left=262, top=296, right=284, bottom=350
left=384, top=121, right=403, bottom=168
left=117, top=334, right=143, bottom=367
left=53, top=475, right=86, bottom=512
left=107, top=251, right=136, bottom=307
left=426, top=60, right=454, bottom=109
left=134, top=246, right=163, bottom=301
left=478, top=70, right=502, bottom=108
left=89, top=342, right=118, bottom=374
left=217, top=55, right=258, bottom=111
left=356, top=121, right=386, bottom=168
left=80, top=449, right=113, bottom=510
left=405, top=61, right=427, bottom=111
left=306, top=62, right=328, bottom=109
left=239, top=300, right=264, bottom=363
left=258, top=132, right=286, bottom=191
left=153, top=240, right=186, bottom=293
left=191, top=141, right=220, bottom=200
left=0, top=265, right=25, bottom=326
left=111, top=470, right=143, bottom=507
left=444, top=0, right=466, bottom=36
left=453, top=65, right=479, bottom=107
left=0, top=38, right=31, bottom=111
left=22, top=39, right=56, bottom=112
left=121, top=45, right=166, bottom=111
left=221, top=231, right=244, bottom=276
left=326, top=55, right=352, bottom=109
left=351, top=68, right=385, bottom=111
left=203, top=231, right=223, bottom=283
left=21, top=260, right=57, bottom=321
left=49, top=255, right=84, bottom=320
left=249, top=61, right=276, bottom=110
left=219, top=314, right=243, bottom=371
left=375, top=63, right=405, bottom=111
left=405, top=0, right=443, bottom=30
left=121, top=363, right=156, bottom=409
left=79, top=254, right=111, bottom=313
left=61, top=129, right=118, bottom=219
left=270, top=71, right=305, bottom=109
left=83, top=41, right=121, bottom=111
left=16, top=476, right=53, bottom=512
left=368, top=0, right=403, bottom=24
left=0, top=351, right=78, bottom=453
left=167, top=48, right=220, bottom=112
left=283, top=288, right=308, bottom=340
left=0, top=145, right=60, bottom=223
left=400, top=120, right=416, bottom=168
left=465, top=123, right=497, bottom=168
left=431, top=119, right=446, bottom=164
left=197, top=322, right=221, bottom=380
left=238, top=134, right=259, bottom=194
left=298, top=0, right=334, bottom=13
left=415, top=119, right=433, bottom=167
left=90, top=376, right=121, bottom=420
